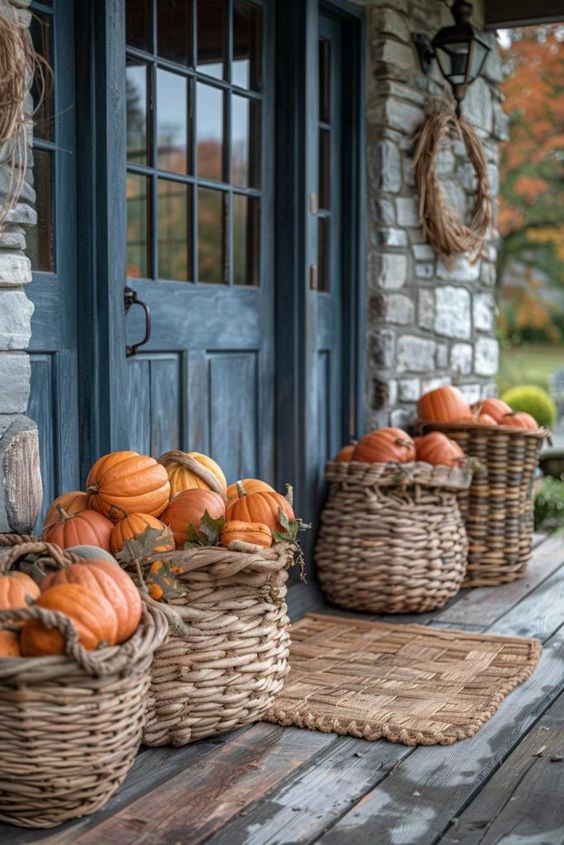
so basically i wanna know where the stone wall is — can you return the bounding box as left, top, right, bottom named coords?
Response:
left=0, top=0, right=42, bottom=532
left=356, top=0, right=507, bottom=430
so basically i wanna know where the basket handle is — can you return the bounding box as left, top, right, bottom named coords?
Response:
left=0, top=604, right=163, bottom=676
left=0, top=535, right=78, bottom=577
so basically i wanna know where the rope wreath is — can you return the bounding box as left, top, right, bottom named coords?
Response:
left=412, top=102, right=493, bottom=264
left=0, top=6, right=49, bottom=229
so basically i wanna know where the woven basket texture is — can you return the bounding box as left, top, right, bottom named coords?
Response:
left=315, top=462, right=471, bottom=614
left=0, top=536, right=168, bottom=829
left=141, top=541, right=295, bottom=747
left=265, top=613, right=542, bottom=746
left=420, top=422, right=548, bottom=586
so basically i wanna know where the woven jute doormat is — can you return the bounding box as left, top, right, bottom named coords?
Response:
left=265, top=613, right=541, bottom=746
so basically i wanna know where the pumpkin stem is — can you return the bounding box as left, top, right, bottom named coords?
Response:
left=109, top=504, right=129, bottom=520
left=56, top=505, right=70, bottom=521
left=236, top=480, right=247, bottom=498
left=86, top=484, right=98, bottom=494
left=285, top=483, right=294, bottom=507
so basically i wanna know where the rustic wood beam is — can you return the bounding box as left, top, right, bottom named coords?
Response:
left=485, top=0, right=564, bottom=28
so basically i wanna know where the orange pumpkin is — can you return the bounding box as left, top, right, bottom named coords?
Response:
left=10, top=571, right=40, bottom=600
left=220, top=520, right=273, bottom=549
left=334, top=444, right=355, bottom=462
left=415, top=432, right=465, bottom=466
left=473, top=397, right=511, bottom=424
left=44, top=491, right=90, bottom=528
left=161, top=489, right=226, bottom=547
left=158, top=451, right=227, bottom=498
left=0, top=630, right=22, bottom=657
left=453, top=413, right=497, bottom=426
left=225, top=484, right=295, bottom=531
left=500, top=412, right=538, bottom=431
left=20, top=583, right=118, bottom=656
left=109, top=512, right=174, bottom=555
left=352, top=428, right=416, bottom=464
left=87, top=451, right=170, bottom=520
left=41, top=559, right=142, bottom=643
left=43, top=507, right=114, bottom=552
left=226, top=478, right=275, bottom=500
left=0, top=574, right=36, bottom=612
left=417, top=386, right=471, bottom=423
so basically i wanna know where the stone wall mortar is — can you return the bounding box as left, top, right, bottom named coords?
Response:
left=358, top=0, right=502, bottom=430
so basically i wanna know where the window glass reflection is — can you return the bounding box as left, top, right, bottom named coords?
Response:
left=233, top=194, right=259, bottom=286
left=158, top=179, right=191, bottom=281
left=28, top=149, right=55, bottom=272
left=127, top=173, right=150, bottom=278
left=197, top=83, right=223, bottom=182
left=157, top=0, right=192, bottom=66
left=157, top=69, right=188, bottom=173
left=233, top=0, right=261, bottom=89
left=127, top=62, right=148, bottom=165
left=197, top=0, right=225, bottom=80
left=198, top=187, right=225, bottom=283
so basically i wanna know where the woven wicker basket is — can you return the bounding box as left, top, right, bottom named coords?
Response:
left=419, top=422, right=548, bottom=586
left=315, top=462, right=471, bottom=614
left=0, top=538, right=168, bottom=829
left=141, top=541, right=295, bottom=747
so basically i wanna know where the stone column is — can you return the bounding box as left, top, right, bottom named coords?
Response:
left=0, top=0, right=42, bottom=532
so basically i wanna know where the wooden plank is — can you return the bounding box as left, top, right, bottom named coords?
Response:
left=435, top=534, right=564, bottom=628
left=0, top=731, right=250, bottom=845
left=439, top=689, right=564, bottom=844
left=487, top=561, right=564, bottom=642
left=316, top=623, right=564, bottom=845
left=485, top=0, right=564, bottom=28
left=71, top=724, right=336, bottom=845
left=206, top=735, right=411, bottom=845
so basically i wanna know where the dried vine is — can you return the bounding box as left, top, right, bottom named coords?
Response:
left=412, top=101, right=493, bottom=264
left=0, top=6, right=49, bottom=229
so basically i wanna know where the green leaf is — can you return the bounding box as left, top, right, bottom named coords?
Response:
left=116, top=525, right=174, bottom=565
left=183, top=511, right=225, bottom=548
left=147, top=559, right=188, bottom=601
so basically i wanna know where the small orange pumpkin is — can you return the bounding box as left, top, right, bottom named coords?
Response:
left=158, top=451, right=227, bottom=498
left=415, top=432, right=465, bottom=467
left=334, top=444, right=355, bottom=462
left=500, top=412, right=538, bottom=431
left=43, top=507, right=114, bottom=552
left=161, top=489, right=226, bottom=547
left=453, top=413, right=497, bottom=426
left=20, top=583, right=118, bottom=656
left=86, top=451, right=170, bottom=520
left=352, top=428, right=416, bottom=464
left=417, top=386, right=471, bottom=423
left=0, top=574, right=37, bottom=612
left=0, top=630, right=22, bottom=657
left=41, top=559, right=142, bottom=643
left=109, top=511, right=175, bottom=555
left=225, top=483, right=295, bottom=531
left=44, top=491, right=90, bottom=528
left=220, top=520, right=273, bottom=549
left=226, top=478, right=275, bottom=500
left=473, top=397, right=511, bottom=424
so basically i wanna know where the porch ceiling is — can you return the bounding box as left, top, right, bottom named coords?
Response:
left=485, top=0, right=564, bottom=28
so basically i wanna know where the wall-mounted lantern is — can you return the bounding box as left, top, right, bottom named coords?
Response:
left=413, top=0, right=491, bottom=115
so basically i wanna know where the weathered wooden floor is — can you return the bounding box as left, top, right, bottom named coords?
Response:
left=3, top=532, right=564, bottom=845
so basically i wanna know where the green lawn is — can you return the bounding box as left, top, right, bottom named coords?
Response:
left=497, top=345, right=564, bottom=395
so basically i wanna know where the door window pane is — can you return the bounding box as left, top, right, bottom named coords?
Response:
left=319, top=128, right=330, bottom=210
left=127, top=174, right=150, bottom=278
left=233, top=194, right=259, bottom=286
left=158, top=179, right=191, bottom=281
left=157, top=69, right=188, bottom=173
left=127, top=62, right=148, bottom=165
left=233, top=0, right=262, bottom=90
left=197, top=0, right=225, bottom=80
left=198, top=188, right=225, bottom=283
left=30, top=12, right=53, bottom=141
left=197, top=83, right=223, bottom=182
left=157, top=0, right=192, bottom=66
left=318, top=216, right=330, bottom=292
left=126, top=0, right=152, bottom=52
left=319, top=37, right=331, bottom=122
left=28, top=150, right=54, bottom=272
left=231, top=95, right=260, bottom=188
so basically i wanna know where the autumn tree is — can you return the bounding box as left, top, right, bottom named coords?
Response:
left=497, top=25, right=564, bottom=343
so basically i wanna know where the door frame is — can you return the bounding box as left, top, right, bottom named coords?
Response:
left=274, top=0, right=366, bottom=539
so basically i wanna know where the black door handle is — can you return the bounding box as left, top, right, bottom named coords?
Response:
left=124, top=286, right=152, bottom=357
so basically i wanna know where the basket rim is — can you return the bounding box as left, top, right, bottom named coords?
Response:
left=324, top=459, right=473, bottom=491
left=418, top=419, right=550, bottom=439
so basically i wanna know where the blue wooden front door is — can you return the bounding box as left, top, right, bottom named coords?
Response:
left=121, top=0, right=275, bottom=483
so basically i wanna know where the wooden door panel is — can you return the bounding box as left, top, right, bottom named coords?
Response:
left=127, top=354, right=182, bottom=456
